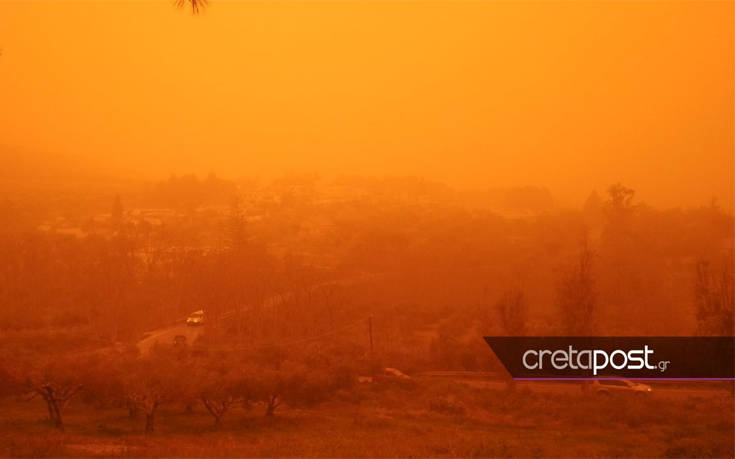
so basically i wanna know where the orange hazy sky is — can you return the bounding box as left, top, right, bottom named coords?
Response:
left=0, top=1, right=733, bottom=208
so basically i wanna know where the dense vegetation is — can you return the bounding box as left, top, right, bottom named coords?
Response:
left=0, top=175, right=732, bottom=456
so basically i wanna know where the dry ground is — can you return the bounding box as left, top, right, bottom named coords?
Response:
left=1, top=380, right=733, bottom=458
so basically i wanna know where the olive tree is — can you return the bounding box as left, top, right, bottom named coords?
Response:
left=118, top=353, right=191, bottom=433
left=4, top=356, right=85, bottom=430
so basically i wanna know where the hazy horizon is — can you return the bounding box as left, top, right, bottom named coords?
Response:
left=1, top=1, right=733, bottom=209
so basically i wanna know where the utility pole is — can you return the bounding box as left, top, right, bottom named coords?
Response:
left=368, top=315, right=374, bottom=356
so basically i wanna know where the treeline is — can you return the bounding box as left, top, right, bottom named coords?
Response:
left=0, top=343, right=360, bottom=432
left=0, top=181, right=732, bottom=364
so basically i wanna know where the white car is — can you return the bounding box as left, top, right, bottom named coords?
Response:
left=186, top=310, right=205, bottom=326
left=592, top=379, right=652, bottom=396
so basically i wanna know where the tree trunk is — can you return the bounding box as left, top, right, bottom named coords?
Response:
left=265, top=395, right=279, bottom=416
left=202, top=397, right=227, bottom=427
left=144, top=401, right=159, bottom=433
left=41, top=393, right=64, bottom=430
left=145, top=413, right=154, bottom=433
left=144, top=405, right=158, bottom=433
left=43, top=396, right=56, bottom=425
left=51, top=400, right=64, bottom=430
left=127, top=401, right=138, bottom=418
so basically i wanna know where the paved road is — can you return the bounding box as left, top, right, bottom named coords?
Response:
left=136, top=272, right=385, bottom=355
left=135, top=271, right=732, bottom=400
left=137, top=323, right=204, bottom=355
left=431, top=376, right=732, bottom=399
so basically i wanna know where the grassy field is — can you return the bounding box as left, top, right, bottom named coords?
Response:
left=1, top=380, right=732, bottom=458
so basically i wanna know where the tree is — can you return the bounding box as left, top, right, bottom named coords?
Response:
left=6, top=357, right=85, bottom=430
left=247, top=347, right=301, bottom=416
left=493, top=287, right=528, bottom=390
left=582, top=190, right=604, bottom=224
left=255, top=367, right=323, bottom=417
left=191, top=360, right=246, bottom=427
left=111, top=195, right=124, bottom=231
left=240, top=351, right=337, bottom=417
left=556, top=239, right=596, bottom=335
left=227, top=193, right=247, bottom=251
left=118, top=353, right=190, bottom=433
left=604, top=183, right=635, bottom=219
left=495, top=287, right=528, bottom=336
left=694, top=259, right=734, bottom=336
left=175, top=0, right=207, bottom=14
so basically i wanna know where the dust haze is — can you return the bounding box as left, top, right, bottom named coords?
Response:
left=1, top=1, right=733, bottom=208
left=0, top=1, right=733, bottom=458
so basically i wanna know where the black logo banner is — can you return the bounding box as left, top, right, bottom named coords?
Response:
left=484, top=336, right=735, bottom=379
